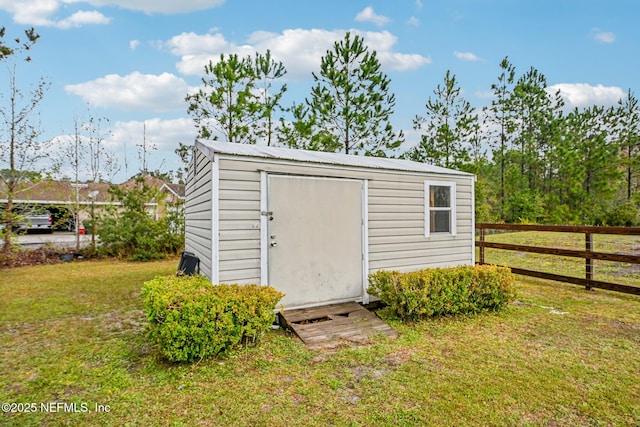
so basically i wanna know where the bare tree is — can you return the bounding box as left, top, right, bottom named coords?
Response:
left=52, top=105, right=118, bottom=251
left=0, top=27, right=49, bottom=256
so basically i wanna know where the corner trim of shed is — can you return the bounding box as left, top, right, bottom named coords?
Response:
left=210, top=153, right=220, bottom=284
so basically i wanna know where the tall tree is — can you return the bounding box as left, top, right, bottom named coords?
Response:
left=484, top=56, right=516, bottom=214
left=277, top=102, right=325, bottom=150
left=0, top=27, right=47, bottom=256
left=186, top=52, right=288, bottom=146
left=408, top=70, right=478, bottom=169
left=186, top=53, right=258, bottom=143
left=509, top=66, right=564, bottom=193
left=552, top=106, right=620, bottom=223
left=84, top=114, right=117, bottom=182
left=615, top=89, right=640, bottom=200
left=52, top=106, right=117, bottom=249
left=253, top=50, right=287, bottom=146
left=306, top=31, right=404, bottom=156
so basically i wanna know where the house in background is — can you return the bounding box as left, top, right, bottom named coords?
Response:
left=0, top=176, right=185, bottom=230
left=185, top=140, right=476, bottom=310
left=119, top=175, right=186, bottom=220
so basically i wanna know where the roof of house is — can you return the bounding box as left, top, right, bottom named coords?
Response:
left=4, top=180, right=113, bottom=204
left=1, top=175, right=184, bottom=205
left=121, top=175, right=186, bottom=198
left=195, top=139, right=475, bottom=177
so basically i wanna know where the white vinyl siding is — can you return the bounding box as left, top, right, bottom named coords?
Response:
left=187, top=141, right=476, bottom=299
left=369, top=178, right=469, bottom=272
left=217, top=163, right=262, bottom=284
left=184, top=149, right=213, bottom=278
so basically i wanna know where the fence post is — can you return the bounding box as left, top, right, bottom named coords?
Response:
left=585, top=232, right=593, bottom=290
left=479, top=225, right=485, bottom=265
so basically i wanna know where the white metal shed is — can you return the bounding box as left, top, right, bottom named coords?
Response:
left=186, top=139, right=476, bottom=310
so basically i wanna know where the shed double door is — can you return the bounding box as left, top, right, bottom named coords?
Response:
left=267, top=175, right=364, bottom=309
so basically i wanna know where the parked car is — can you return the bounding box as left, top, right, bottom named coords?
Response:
left=15, top=209, right=54, bottom=233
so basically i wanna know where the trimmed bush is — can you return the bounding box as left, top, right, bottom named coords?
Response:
left=368, top=265, right=515, bottom=321
left=142, top=275, right=284, bottom=363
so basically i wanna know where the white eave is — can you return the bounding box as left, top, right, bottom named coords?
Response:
left=195, top=139, right=475, bottom=177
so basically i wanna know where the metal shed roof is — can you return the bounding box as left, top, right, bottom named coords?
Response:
left=195, top=139, right=474, bottom=177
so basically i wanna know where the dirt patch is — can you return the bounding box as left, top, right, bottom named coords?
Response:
left=0, top=247, right=70, bottom=268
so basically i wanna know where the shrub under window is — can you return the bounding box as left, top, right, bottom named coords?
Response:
left=368, top=265, right=515, bottom=321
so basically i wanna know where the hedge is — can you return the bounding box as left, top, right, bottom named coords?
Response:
left=368, top=265, right=516, bottom=321
left=142, top=275, right=284, bottom=363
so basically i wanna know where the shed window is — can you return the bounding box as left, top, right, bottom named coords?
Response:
left=425, top=181, right=456, bottom=237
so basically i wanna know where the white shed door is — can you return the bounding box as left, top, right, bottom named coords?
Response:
left=267, top=175, right=364, bottom=309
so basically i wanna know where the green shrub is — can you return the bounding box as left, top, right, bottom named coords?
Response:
left=368, top=265, right=515, bottom=321
left=97, top=178, right=184, bottom=261
left=142, top=275, right=284, bottom=363
left=602, top=201, right=640, bottom=226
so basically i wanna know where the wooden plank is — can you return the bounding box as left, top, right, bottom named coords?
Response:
left=476, top=223, right=640, bottom=297
left=280, top=302, right=397, bottom=349
left=507, top=267, right=640, bottom=296
left=281, top=302, right=360, bottom=323
left=476, top=241, right=640, bottom=264
left=476, top=223, right=640, bottom=235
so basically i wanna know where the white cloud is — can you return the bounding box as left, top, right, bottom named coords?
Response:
left=0, top=0, right=58, bottom=25
left=106, top=117, right=197, bottom=179
left=0, top=1, right=109, bottom=27
left=0, top=0, right=224, bottom=27
left=64, top=72, right=193, bottom=112
left=55, top=10, right=110, bottom=28
left=70, top=0, right=225, bottom=14
left=167, top=28, right=431, bottom=79
left=547, top=83, right=625, bottom=108
left=166, top=32, right=230, bottom=56
left=454, top=51, right=481, bottom=61
left=108, top=118, right=196, bottom=153
left=591, top=29, right=615, bottom=44
left=355, top=7, right=390, bottom=28
left=52, top=117, right=197, bottom=182
left=407, top=16, right=420, bottom=27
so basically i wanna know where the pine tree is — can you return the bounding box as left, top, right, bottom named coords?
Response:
left=306, top=32, right=403, bottom=156
left=408, top=70, right=478, bottom=169
left=186, top=53, right=258, bottom=143
left=253, top=50, right=287, bottom=146
left=615, top=89, right=640, bottom=200
left=509, top=66, right=564, bottom=194
left=484, top=56, right=516, bottom=215
left=553, top=106, right=620, bottom=223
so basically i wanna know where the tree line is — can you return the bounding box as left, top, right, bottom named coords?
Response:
left=186, top=32, right=639, bottom=226
left=2, top=27, right=639, bottom=258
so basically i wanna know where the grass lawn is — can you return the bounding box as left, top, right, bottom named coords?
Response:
left=1, top=257, right=639, bottom=426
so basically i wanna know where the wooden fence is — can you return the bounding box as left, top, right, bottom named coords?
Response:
left=476, top=223, right=640, bottom=296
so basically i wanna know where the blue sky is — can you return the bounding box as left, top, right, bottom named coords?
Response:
left=0, top=0, right=637, bottom=182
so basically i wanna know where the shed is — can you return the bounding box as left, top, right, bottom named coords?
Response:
left=185, top=139, right=476, bottom=310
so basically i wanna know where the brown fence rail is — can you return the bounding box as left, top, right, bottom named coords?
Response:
left=476, top=223, right=640, bottom=296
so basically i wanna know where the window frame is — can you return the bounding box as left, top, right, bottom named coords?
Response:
left=424, top=181, right=457, bottom=237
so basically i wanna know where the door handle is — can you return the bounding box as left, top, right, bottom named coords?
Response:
left=270, top=242, right=277, bottom=247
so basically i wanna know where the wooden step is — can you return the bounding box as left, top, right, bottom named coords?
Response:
left=279, top=302, right=397, bottom=350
